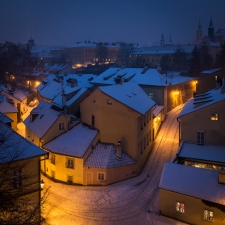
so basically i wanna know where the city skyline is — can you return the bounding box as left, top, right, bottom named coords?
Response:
left=0, top=0, right=225, bottom=47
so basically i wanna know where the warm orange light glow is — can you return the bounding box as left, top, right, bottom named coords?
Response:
left=35, top=81, right=40, bottom=87
left=195, top=80, right=198, bottom=84
left=174, top=91, right=179, bottom=97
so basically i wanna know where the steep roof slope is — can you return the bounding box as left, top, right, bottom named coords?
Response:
left=99, top=82, right=156, bottom=114
left=24, top=100, right=61, bottom=138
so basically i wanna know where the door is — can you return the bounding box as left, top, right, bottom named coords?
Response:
left=86, top=172, right=93, bottom=185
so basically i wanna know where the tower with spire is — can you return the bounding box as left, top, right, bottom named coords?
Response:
left=196, top=19, right=203, bottom=44
left=160, top=31, right=165, bottom=46
left=208, top=16, right=214, bottom=39
left=27, top=35, right=35, bottom=49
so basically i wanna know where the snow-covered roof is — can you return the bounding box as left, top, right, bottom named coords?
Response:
left=52, top=87, right=88, bottom=108
left=1, top=86, right=27, bottom=102
left=178, top=88, right=225, bottom=118
left=162, top=71, right=194, bottom=85
left=132, top=45, right=195, bottom=55
left=84, top=142, right=136, bottom=168
left=215, top=29, right=225, bottom=37
left=37, top=79, right=62, bottom=100
left=64, top=73, right=97, bottom=88
left=43, top=123, right=98, bottom=158
left=159, top=162, right=225, bottom=205
left=0, top=121, right=47, bottom=164
left=99, top=82, right=156, bottom=115
left=91, top=67, right=166, bottom=86
left=0, top=95, right=18, bottom=113
left=203, top=36, right=221, bottom=47
left=13, top=90, right=27, bottom=101
left=153, top=105, right=164, bottom=118
left=67, top=41, right=121, bottom=48
left=201, top=68, right=222, bottom=74
left=177, top=142, right=225, bottom=164
left=24, top=100, right=61, bottom=138
left=91, top=67, right=193, bottom=87
left=0, top=112, right=12, bottom=124
left=31, top=45, right=51, bottom=53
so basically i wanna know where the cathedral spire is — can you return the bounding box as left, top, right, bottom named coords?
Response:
left=208, top=16, right=214, bottom=38
left=160, top=30, right=164, bottom=46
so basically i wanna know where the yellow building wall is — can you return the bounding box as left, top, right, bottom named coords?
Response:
left=160, top=189, right=225, bottom=225
left=5, top=112, right=17, bottom=131
left=80, top=88, right=153, bottom=161
left=25, top=114, right=71, bottom=147
left=43, top=153, right=84, bottom=184
left=0, top=156, right=41, bottom=202
left=179, top=100, right=225, bottom=145
left=41, top=133, right=100, bottom=185
left=167, top=80, right=196, bottom=112
left=83, top=163, right=137, bottom=185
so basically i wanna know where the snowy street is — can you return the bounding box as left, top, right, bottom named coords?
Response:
left=41, top=105, right=187, bottom=225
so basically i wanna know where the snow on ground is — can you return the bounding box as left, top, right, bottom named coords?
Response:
left=40, top=104, right=188, bottom=225
left=14, top=98, right=187, bottom=225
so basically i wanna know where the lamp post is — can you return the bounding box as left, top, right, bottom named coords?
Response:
left=40, top=179, right=45, bottom=190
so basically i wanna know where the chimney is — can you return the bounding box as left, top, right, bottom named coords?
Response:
left=218, top=168, right=225, bottom=184
left=116, top=140, right=122, bottom=159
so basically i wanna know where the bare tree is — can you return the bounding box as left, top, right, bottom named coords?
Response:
left=0, top=120, right=49, bottom=224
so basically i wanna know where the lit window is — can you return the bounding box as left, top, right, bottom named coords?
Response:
left=66, top=158, right=74, bottom=169
left=97, top=173, right=105, bottom=181
left=176, top=202, right=185, bottom=213
left=211, top=113, right=219, bottom=121
left=12, top=169, right=23, bottom=188
left=51, top=154, right=56, bottom=165
left=203, top=210, right=214, bottom=222
left=59, top=122, right=65, bottom=130
left=197, top=131, right=205, bottom=145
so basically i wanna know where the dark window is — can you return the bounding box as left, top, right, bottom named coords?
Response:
left=197, top=131, right=205, bottom=145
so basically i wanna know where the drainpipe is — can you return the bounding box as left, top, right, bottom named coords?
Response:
left=177, top=117, right=181, bottom=146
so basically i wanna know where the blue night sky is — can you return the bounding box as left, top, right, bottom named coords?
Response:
left=0, top=0, right=224, bottom=46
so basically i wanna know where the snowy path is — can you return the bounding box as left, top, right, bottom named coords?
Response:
left=42, top=105, right=188, bottom=225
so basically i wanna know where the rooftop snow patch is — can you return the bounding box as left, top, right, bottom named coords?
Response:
left=24, top=100, right=61, bottom=138
left=84, top=142, right=136, bottom=168
left=0, top=121, right=47, bottom=163
left=99, top=82, right=155, bottom=115
left=177, top=142, right=225, bottom=164
left=178, top=88, right=225, bottom=118
left=159, top=162, right=225, bottom=205
left=43, top=123, right=98, bottom=158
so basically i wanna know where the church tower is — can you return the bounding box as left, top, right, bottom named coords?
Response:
left=208, top=16, right=214, bottom=38
left=27, top=35, right=35, bottom=49
left=196, top=19, right=203, bottom=44
left=160, top=31, right=165, bottom=46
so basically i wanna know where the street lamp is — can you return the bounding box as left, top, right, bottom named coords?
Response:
left=40, top=179, right=45, bottom=190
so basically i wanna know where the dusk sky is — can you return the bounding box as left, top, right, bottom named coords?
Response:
left=0, top=0, right=224, bottom=47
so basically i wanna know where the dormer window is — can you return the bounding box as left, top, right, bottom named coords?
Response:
left=30, top=114, right=38, bottom=122
left=59, top=122, right=65, bottom=130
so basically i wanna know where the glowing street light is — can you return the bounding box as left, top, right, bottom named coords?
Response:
left=40, top=179, right=45, bottom=190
